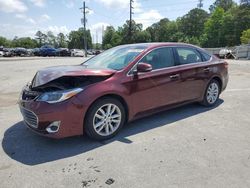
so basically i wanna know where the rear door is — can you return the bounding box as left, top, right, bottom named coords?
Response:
left=173, top=47, right=212, bottom=101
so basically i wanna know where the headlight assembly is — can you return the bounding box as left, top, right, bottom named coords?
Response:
left=36, top=88, right=83, bottom=104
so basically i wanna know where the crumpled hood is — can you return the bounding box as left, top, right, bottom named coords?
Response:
left=32, top=65, right=116, bottom=88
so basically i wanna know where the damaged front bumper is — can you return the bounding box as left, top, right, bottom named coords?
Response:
left=18, top=87, right=87, bottom=139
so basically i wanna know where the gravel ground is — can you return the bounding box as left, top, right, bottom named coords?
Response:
left=0, top=58, right=250, bottom=188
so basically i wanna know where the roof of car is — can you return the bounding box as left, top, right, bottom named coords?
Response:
left=120, top=42, right=200, bottom=49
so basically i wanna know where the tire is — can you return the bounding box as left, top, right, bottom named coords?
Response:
left=84, top=97, right=126, bottom=140
left=201, top=79, right=220, bottom=107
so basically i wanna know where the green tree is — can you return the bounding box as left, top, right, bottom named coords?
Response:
left=209, top=0, right=236, bottom=12
left=0, top=36, right=12, bottom=47
left=102, top=26, right=116, bottom=49
left=57, top=33, right=67, bottom=48
left=119, top=20, right=143, bottom=44
left=47, top=31, right=57, bottom=47
left=232, top=4, right=250, bottom=45
left=203, top=8, right=225, bottom=47
left=241, top=29, right=250, bottom=44
left=12, top=37, right=38, bottom=48
left=35, top=31, right=44, bottom=47
left=68, top=28, right=92, bottom=49
left=178, top=8, right=209, bottom=39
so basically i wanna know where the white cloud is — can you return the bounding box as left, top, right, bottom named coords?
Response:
left=0, top=24, right=70, bottom=39
left=97, top=0, right=142, bottom=12
left=30, top=0, right=46, bottom=7
left=86, top=9, right=94, bottom=15
left=15, top=14, right=36, bottom=24
left=0, top=0, right=27, bottom=13
left=40, top=14, right=51, bottom=22
left=47, top=26, right=70, bottom=35
left=0, top=24, right=36, bottom=39
left=134, top=10, right=163, bottom=28
left=97, top=0, right=129, bottom=9
left=64, top=0, right=74, bottom=8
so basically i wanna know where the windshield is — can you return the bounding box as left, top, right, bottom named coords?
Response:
left=82, top=45, right=147, bottom=70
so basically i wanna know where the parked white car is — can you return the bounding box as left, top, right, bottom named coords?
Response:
left=71, top=49, right=85, bottom=57
left=0, top=51, right=4, bottom=57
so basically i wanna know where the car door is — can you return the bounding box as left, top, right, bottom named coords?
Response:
left=128, top=47, right=182, bottom=115
left=173, top=47, right=211, bottom=102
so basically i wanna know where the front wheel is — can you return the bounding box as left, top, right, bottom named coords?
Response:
left=84, top=98, right=126, bottom=140
left=201, top=79, right=220, bottom=107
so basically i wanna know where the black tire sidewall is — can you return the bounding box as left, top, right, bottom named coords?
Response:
left=84, top=97, right=126, bottom=140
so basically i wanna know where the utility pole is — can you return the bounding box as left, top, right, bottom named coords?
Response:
left=101, top=25, right=104, bottom=50
left=96, top=30, right=98, bottom=50
left=80, top=1, right=88, bottom=57
left=129, top=0, right=134, bottom=43
left=197, top=0, right=203, bottom=8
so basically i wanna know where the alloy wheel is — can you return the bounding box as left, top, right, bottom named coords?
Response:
left=93, top=103, right=122, bottom=136
left=206, top=82, right=219, bottom=104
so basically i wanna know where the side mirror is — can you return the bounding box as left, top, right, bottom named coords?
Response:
left=136, top=62, right=153, bottom=73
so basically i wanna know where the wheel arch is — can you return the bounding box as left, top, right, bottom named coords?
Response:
left=83, top=93, right=129, bottom=132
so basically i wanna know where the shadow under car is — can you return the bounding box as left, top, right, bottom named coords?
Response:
left=2, top=100, right=223, bottom=166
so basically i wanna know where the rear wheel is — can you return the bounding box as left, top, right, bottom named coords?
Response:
left=85, top=98, right=126, bottom=140
left=201, top=79, right=220, bottom=107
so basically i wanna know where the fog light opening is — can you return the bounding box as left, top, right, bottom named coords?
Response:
left=46, top=121, right=61, bottom=133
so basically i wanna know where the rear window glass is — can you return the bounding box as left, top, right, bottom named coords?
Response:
left=176, top=48, right=202, bottom=64
left=200, top=51, right=212, bottom=61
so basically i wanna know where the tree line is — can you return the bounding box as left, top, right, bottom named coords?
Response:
left=0, top=0, right=250, bottom=49
left=0, top=28, right=93, bottom=49
left=103, top=0, right=250, bottom=49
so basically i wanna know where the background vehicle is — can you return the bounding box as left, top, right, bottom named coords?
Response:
left=13, top=48, right=28, bottom=56
left=39, top=46, right=57, bottom=57
left=71, top=49, right=85, bottom=57
left=3, top=48, right=14, bottom=57
left=57, top=48, right=71, bottom=56
left=19, top=43, right=228, bottom=140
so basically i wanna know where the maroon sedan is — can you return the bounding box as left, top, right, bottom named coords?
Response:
left=19, top=43, right=228, bottom=140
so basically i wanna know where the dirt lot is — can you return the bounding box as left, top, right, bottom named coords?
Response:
left=0, top=57, right=250, bottom=188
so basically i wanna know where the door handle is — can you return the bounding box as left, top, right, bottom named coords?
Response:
left=170, top=74, right=180, bottom=80
left=204, top=67, right=210, bottom=73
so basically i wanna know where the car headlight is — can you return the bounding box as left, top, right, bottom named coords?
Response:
left=36, top=88, right=83, bottom=104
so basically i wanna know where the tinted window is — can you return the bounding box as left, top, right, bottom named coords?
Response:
left=139, top=47, right=175, bottom=70
left=200, top=51, right=212, bottom=61
left=176, top=48, right=202, bottom=65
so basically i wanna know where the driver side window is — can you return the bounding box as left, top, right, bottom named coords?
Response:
left=139, top=47, right=175, bottom=70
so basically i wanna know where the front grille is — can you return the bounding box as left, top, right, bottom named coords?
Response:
left=20, top=107, right=38, bottom=128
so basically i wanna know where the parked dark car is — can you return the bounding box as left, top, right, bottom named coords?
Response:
left=39, top=47, right=57, bottom=56
left=57, top=48, right=71, bottom=57
left=14, top=48, right=28, bottom=56
left=33, top=48, right=41, bottom=56
left=19, top=43, right=228, bottom=140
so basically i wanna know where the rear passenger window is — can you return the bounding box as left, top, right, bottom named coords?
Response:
left=200, top=51, right=212, bottom=61
left=139, top=47, right=175, bottom=70
left=176, top=48, right=202, bottom=65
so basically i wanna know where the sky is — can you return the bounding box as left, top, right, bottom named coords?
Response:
left=0, top=0, right=215, bottom=43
